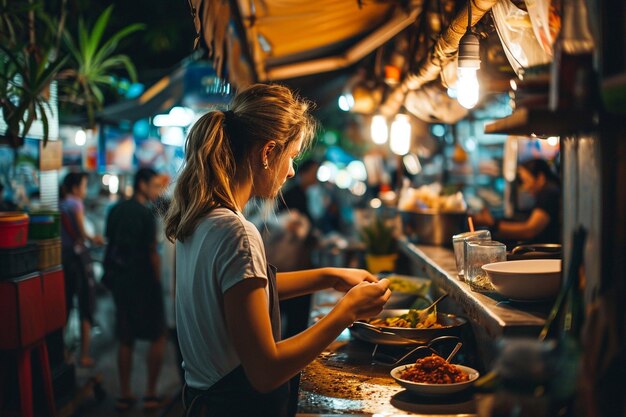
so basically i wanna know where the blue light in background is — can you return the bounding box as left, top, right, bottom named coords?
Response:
left=126, top=83, right=145, bottom=99
left=431, top=124, right=446, bottom=137
left=133, top=119, right=150, bottom=140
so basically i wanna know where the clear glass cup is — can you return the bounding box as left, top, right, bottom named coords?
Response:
left=466, top=240, right=506, bottom=292
left=452, top=230, right=491, bottom=280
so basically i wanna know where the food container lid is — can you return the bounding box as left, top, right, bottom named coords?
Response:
left=452, top=230, right=490, bottom=242
left=467, top=240, right=506, bottom=248
left=0, top=211, right=29, bottom=222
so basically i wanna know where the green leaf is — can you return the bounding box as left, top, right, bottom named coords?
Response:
left=86, top=5, right=114, bottom=60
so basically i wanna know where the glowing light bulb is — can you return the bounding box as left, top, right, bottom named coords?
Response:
left=75, top=129, right=86, bottom=146
left=389, top=114, right=411, bottom=155
left=338, top=94, right=354, bottom=112
left=457, top=67, right=479, bottom=109
left=108, top=175, right=119, bottom=194
left=370, top=115, right=388, bottom=144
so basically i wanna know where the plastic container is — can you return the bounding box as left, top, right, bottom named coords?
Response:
left=0, top=212, right=29, bottom=248
left=466, top=240, right=507, bottom=292
left=28, top=210, right=61, bottom=240
left=0, top=271, right=44, bottom=349
left=452, top=230, right=491, bottom=280
left=40, top=267, right=67, bottom=333
left=36, top=238, right=62, bottom=270
left=0, top=243, right=38, bottom=279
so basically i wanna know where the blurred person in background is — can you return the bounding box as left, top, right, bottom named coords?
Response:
left=104, top=167, right=167, bottom=411
left=272, top=159, right=322, bottom=409
left=473, top=158, right=561, bottom=244
left=59, top=172, right=104, bottom=368
left=274, top=159, right=321, bottom=337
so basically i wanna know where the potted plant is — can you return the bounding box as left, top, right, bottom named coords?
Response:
left=0, top=2, right=143, bottom=149
left=359, top=215, right=397, bottom=274
left=0, top=0, right=68, bottom=148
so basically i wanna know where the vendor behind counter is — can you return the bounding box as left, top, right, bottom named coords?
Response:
left=473, top=158, right=561, bottom=246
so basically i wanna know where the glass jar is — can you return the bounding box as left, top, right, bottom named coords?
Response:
left=452, top=230, right=491, bottom=280
left=466, top=240, right=506, bottom=292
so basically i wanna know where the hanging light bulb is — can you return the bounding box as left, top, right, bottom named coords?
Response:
left=370, top=115, right=388, bottom=144
left=457, top=67, right=480, bottom=108
left=457, top=1, right=481, bottom=109
left=390, top=114, right=411, bottom=156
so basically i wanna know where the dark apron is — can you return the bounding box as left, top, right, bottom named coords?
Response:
left=182, top=264, right=290, bottom=417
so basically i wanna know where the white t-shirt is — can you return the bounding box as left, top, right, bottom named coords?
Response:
left=175, top=208, right=269, bottom=389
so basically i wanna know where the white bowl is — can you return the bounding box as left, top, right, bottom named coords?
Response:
left=391, top=364, right=479, bottom=396
left=481, top=259, right=562, bottom=301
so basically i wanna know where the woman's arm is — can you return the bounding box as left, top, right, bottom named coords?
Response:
left=224, top=278, right=390, bottom=393
left=74, top=209, right=105, bottom=245
left=276, top=267, right=377, bottom=300
left=496, top=208, right=551, bottom=241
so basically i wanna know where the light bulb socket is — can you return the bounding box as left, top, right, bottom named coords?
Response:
left=458, top=31, right=481, bottom=69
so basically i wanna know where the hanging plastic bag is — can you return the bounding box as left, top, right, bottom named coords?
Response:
left=492, top=0, right=551, bottom=77
left=524, top=0, right=560, bottom=56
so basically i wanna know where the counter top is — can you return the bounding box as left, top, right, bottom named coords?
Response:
left=297, top=238, right=548, bottom=415
left=298, top=333, right=478, bottom=416
left=397, top=238, right=548, bottom=339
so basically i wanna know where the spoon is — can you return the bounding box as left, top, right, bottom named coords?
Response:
left=416, top=293, right=448, bottom=322
left=445, top=342, right=463, bottom=363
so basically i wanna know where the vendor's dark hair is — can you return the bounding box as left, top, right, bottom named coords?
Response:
left=520, top=159, right=559, bottom=185
left=297, top=158, right=320, bottom=174
left=164, top=83, right=317, bottom=242
left=61, top=172, right=87, bottom=197
left=134, top=168, right=158, bottom=192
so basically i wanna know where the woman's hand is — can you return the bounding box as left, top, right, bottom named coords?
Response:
left=327, top=267, right=378, bottom=292
left=472, top=208, right=495, bottom=227
left=337, top=279, right=392, bottom=322
left=91, top=235, right=105, bottom=246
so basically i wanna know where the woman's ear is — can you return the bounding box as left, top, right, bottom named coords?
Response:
left=262, top=141, right=277, bottom=167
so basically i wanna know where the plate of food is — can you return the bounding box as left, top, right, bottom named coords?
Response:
left=350, top=309, right=467, bottom=345
left=391, top=354, right=479, bottom=396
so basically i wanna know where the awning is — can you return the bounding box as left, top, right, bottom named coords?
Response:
left=191, top=0, right=423, bottom=85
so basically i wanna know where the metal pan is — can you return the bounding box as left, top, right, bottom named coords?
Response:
left=349, top=309, right=467, bottom=346
left=508, top=243, right=562, bottom=260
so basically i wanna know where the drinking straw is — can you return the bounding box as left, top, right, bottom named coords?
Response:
left=467, top=216, right=475, bottom=232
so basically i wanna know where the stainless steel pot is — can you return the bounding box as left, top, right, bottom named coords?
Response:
left=400, top=210, right=467, bottom=246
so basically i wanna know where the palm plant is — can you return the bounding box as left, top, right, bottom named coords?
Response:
left=0, top=2, right=143, bottom=148
left=0, top=0, right=67, bottom=148
left=59, top=5, right=144, bottom=126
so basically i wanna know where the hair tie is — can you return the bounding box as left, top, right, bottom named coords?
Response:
left=223, top=109, right=235, bottom=124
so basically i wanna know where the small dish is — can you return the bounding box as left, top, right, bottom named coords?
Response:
left=391, top=364, right=479, bottom=396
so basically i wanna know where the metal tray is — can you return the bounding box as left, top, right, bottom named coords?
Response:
left=349, top=309, right=467, bottom=346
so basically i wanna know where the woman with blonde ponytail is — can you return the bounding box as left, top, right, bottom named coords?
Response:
left=166, top=84, right=391, bottom=417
